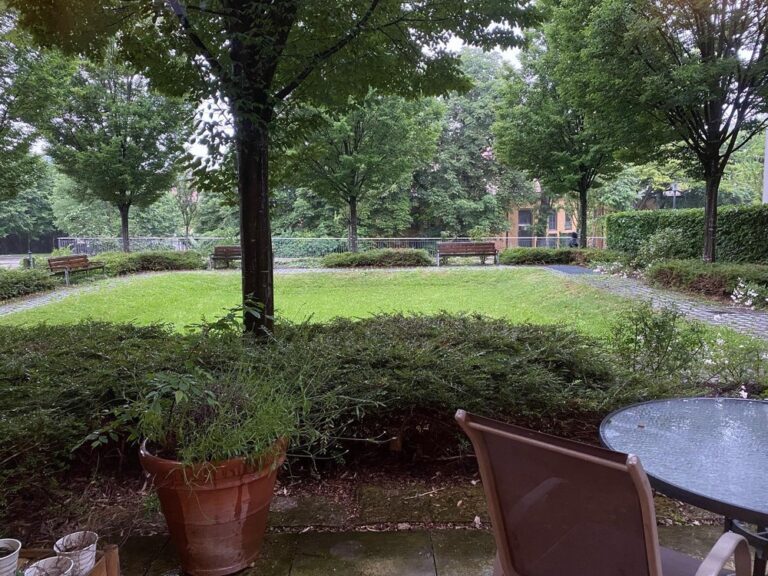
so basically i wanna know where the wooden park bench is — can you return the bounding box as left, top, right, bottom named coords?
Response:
left=210, top=245, right=241, bottom=269
left=47, top=254, right=105, bottom=285
left=436, top=241, right=499, bottom=266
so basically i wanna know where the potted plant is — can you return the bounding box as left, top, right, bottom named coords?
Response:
left=124, top=367, right=298, bottom=576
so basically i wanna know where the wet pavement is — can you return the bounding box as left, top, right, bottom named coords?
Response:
left=120, top=525, right=726, bottom=576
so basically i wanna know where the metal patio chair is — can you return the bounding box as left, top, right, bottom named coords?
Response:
left=456, top=410, right=752, bottom=576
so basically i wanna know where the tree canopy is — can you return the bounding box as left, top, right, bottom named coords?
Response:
left=493, top=40, right=623, bottom=246
left=43, top=50, right=192, bottom=251
left=547, top=0, right=768, bottom=261
left=280, top=92, right=442, bottom=251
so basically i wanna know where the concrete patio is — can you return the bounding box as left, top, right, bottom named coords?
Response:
left=121, top=525, right=726, bottom=576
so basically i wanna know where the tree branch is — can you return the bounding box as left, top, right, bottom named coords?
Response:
left=275, top=0, right=383, bottom=101
left=166, top=0, right=227, bottom=82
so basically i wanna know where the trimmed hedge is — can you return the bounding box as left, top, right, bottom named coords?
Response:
left=98, top=250, right=206, bottom=275
left=322, top=248, right=432, bottom=268
left=605, top=205, right=768, bottom=263
left=499, top=247, right=626, bottom=266
left=646, top=259, right=768, bottom=297
left=0, top=269, right=57, bottom=301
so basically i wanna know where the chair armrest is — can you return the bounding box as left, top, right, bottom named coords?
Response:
left=695, top=532, right=751, bottom=576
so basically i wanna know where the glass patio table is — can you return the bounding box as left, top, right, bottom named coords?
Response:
left=600, top=398, right=768, bottom=576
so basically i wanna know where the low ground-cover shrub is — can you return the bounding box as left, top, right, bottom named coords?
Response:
left=499, top=247, right=626, bottom=266
left=3, top=311, right=764, bottom=525
left=646, top=259, right=768, bottom=297
left=0, top=269, right=57, bottom=300
left=322, top=248, right=432, bottom=267
left=98, top=250, right=206, bottom=275
left=0, top=314, right=642, bottom=520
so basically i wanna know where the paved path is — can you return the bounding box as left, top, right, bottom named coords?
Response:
left=552, top=269, right=768, bottom=341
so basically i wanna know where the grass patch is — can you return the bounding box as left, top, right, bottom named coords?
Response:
left=0, top=268, right=631, bottom=337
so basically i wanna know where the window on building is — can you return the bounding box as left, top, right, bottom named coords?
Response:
left=547, top=212, right=557, bottom=230
left=564, top=213, right=573, bottom=230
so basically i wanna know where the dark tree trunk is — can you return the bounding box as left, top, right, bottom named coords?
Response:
left=236, top=116, right=274, bottom=335
left=348, top=197, right=358, bottom=253
left=702, top=168, right=722, bottom=263
left=578, top=185, right=588, bottom=248
left=118, top=204, right=130, bottom=252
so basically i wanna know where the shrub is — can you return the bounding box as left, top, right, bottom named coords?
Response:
left=635, top=228, right=698, bottom=267
left=646, top=259, right=768, bottom=297
left=322, top=248, right=432, bottom=268
left=0, top=314, right=649, bottom=520
left=605, top=204, right=768, bottom=263
left=608, top=302, right=707, bottom=381
left=98, top=250, right=206, bottom=275
left=0, top=269, right=57, bottom=301
left=731, top=279, right=768, bottom=310
left=499, top=247, right=626, bottom=266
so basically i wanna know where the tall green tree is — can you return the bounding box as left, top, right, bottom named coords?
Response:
left=548, top=0, right=768, bottom=261
left=12, top=0, right=537, bottom=333
left=493, top=42, right=622, bottom=247
left=281, top=93, right=441, bottom=252
left=44, top=52, right=191, bottom=251
left=413, top=49, right=535, bottom=237
left=0, top=9, right=69, bottom=200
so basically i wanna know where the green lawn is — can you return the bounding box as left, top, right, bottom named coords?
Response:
left=0, top=268, right=631, bottom=336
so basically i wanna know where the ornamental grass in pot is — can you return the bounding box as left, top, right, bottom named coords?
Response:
left=124, top=367, right=298, bottom=576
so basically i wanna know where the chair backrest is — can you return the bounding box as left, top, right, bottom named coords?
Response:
left=456, top=410, right=663, bottom=576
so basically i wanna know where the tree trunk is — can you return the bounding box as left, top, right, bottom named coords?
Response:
left=237, top=115, right=274, bottom=335
left=578, top=185, right=588, bottom=248
left=119, top=204, right=130, bottom=252
left=702, top=169, right=722, bottom=263
left=348, top=197, right=358, bottom=253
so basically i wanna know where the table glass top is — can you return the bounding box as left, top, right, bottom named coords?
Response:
left=601, top=398, right=768, bottom=520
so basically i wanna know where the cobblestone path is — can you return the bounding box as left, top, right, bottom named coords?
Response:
left=553, top=269, right=768, bottom=341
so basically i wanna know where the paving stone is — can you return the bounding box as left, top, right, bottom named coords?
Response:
left=119, top=535, right=168, bottom=576
left=290, top=531, right=435, bottom=576
left=270, top=494, right=348, bottom=527
left=657, top=525, right=725, bottom=560
left=431, top=530, right=495, bottom=576
left=140, top=534, right=295, bottom=576
left=357, top=482, right=489, bottom=525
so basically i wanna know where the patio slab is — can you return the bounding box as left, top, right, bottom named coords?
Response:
left=118, top=525, right=730, bottom=576
left=357, top=481, right=489, bottom=525
left=431, top=530, right=495, bottom=576
left=290, top=531, right=434, bottom=576
left=270, top=494, right=348, bottom=527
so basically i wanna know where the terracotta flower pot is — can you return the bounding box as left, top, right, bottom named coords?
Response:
left=139, top=440, right=286, bottom=576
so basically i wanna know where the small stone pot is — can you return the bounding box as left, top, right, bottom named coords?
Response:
left=54, top=531, right=98, bottom=576
left=139, top=440, right=286, bottom=576
left=24, top=556, right=74, bottom=576
left=0, top=538, right=21, bottom=576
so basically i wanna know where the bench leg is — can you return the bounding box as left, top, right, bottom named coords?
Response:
left=436, top=253, right=440, bottom=267
left=64, top=270, right=70, bottom=286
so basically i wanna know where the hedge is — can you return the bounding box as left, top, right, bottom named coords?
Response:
left=0, top=269, right=57, bottom=301
left=646, top=259, right=768, bottom=297
left=605, top=205, right=768, bottom=263
left=322, top=248, right=432, bottom=267
left=97, top=250, right=206, bottom=275
left=499, top=248, right=626, bottom=266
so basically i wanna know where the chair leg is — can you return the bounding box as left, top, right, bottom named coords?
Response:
left=492, top=553, right=505, bottom=576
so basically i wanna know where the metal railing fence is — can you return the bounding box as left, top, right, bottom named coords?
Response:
left=57, top=236, right=607, bottom=257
